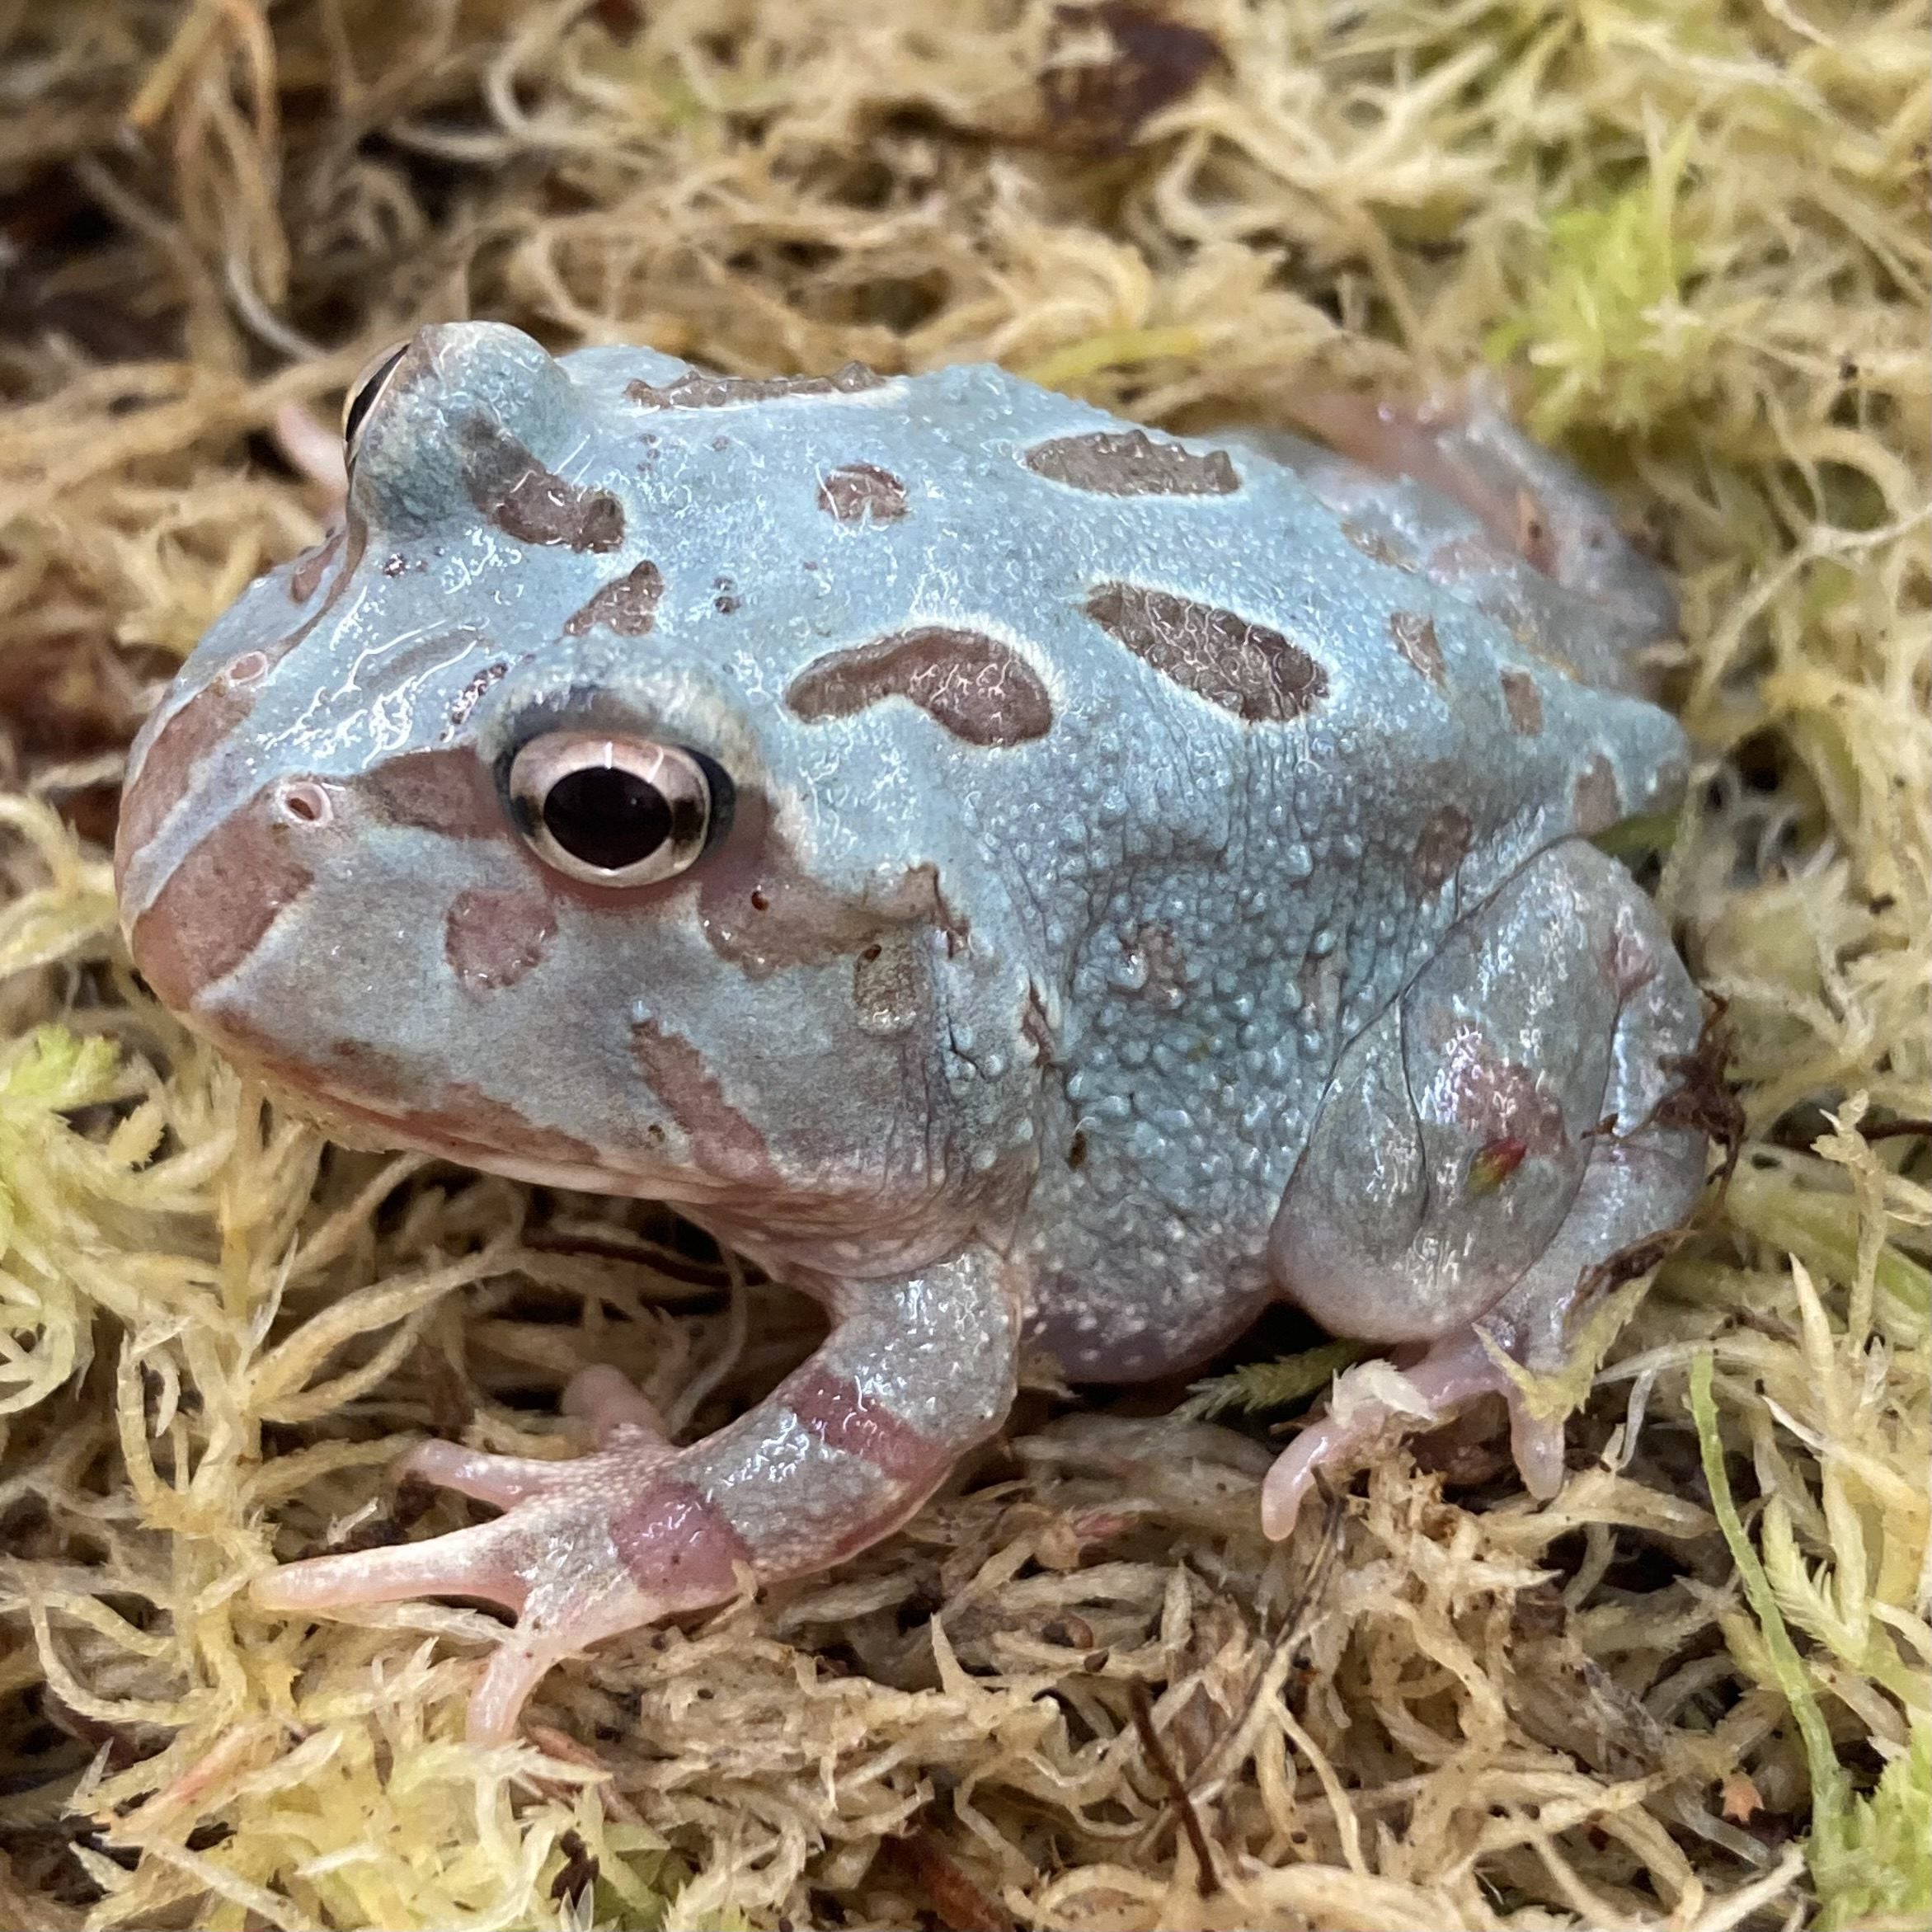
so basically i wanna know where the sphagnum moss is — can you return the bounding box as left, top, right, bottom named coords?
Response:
left=1, top=2, right=1926, bottom=1928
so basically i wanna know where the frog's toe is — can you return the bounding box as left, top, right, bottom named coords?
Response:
left=561, top=1364, right=672, bottom=1447
left=253, top=1512, right=534, bottom=1615
left=400, top=1438, right=591, bottom=1507
left=1259, top=1342, right=1507, bottom=1539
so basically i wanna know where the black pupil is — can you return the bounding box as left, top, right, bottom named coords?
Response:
left=343, top=346, right=407, bottom=453
left=541, top=765, right=673, bottom=871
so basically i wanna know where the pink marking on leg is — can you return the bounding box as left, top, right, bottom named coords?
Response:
left=784, top=1366, right=947, bottom=1483
left=608, top=1474, right=753, bottom=1596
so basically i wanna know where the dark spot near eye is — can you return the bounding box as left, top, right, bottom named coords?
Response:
left=816, top=461, right=910, bottom=523
left=1388, top=609, right=1445, bottom=686
left=458, top=417, right=624, bottom=552
left=446, top=660, right=509, bottom=732
left=289, top=529, right=344, bottom=602
left=1082, top=582, right=1326, bottom=723
left=1412, top=804, right=1473, bottom=892
left=382, top=553, right=408, bottom=578
left=358, top=749, right=500, bottom=838
left=1573, top=754, right=1624, bottom=835
left=624, top=363, right=886, bottom=409
left=1066, top=1131, right=1088, bottom=1169
left=1022, top=428, right=1238, bottom=496
left=1500, top=669, right=1543, bottom=735
left=564, top=559, right=665, bottom=637
left=444, top=886, right=556, bottom=992
left=787, top=628, right=1053, bottom=746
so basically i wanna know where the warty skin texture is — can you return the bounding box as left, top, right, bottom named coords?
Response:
left=115, top=322, right=1708, bottom=1737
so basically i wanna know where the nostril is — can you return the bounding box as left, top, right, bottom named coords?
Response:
left=276, top=780, right=332, bottom=826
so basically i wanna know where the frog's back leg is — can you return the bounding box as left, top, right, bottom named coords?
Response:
left=1261, top=839, right=1707, bottom=1532
left=1225, top=374, right=1676, bottom=698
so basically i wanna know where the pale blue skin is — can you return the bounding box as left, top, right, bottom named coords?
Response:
left=115, top=324, right=1706, bottom=1737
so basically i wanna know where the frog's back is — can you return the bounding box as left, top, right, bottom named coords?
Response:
left=559, top=348, right=1688, bottom=870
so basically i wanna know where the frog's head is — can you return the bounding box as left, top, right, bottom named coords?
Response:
left=115, top=322, right=1033, bottom=1259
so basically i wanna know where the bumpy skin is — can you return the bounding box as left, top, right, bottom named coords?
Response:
left=114, top=325, right=1707, bottom=1738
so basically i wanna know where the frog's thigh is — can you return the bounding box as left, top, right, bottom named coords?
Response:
left=1272, top=839, right=1645, bottom=1342
left=1263, top=839, right=1705, bottom=1530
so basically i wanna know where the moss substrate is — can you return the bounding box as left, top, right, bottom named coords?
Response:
left=0, top=3, right=1926, bottom=1928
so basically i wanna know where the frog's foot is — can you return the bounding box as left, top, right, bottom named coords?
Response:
left=254, top=1252, right=1019, bottom=1742
left=1264, top=839, right=1708, bottom=1539
left=1260, top=1328, right=1552, bottom=1539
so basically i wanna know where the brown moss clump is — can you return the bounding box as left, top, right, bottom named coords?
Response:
left=1, top=3, right=1926, bottom=1928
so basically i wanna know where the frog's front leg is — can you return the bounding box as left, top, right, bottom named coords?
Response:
left=255, top=1249, right=1019, bottom=1740
left=1262, top=839, right=1707, bottom=1536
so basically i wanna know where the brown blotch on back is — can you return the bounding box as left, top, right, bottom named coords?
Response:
left=1388, top=609, right=1445, bottom=686
left=1412, top=804, right=1474, bottom=893
left=1572, top=754, right=1624, bottom=835
left=444, top=886, right=556, bottom=992
left=1500, top=669, right=1544, bottom=735
left=787, top=628, right=1053, bottom=747
left=357, top=749, right=501, bottom=839
left=816, top=462, right=910, bottom=523
left=625, top=363, right=886, bottom=410
left=129, top=791, right=313, bottom=1010
left=115, top=679, right=255, bottom=886
left=458, top=418, right=624, bottom=552
left=1022, top=428, right=1238, bottom=497
left=565, top=559, right=665, bottom=637
left=632, top=1017, right=783, bottom=1183
left=1083, top=581, right=1327, bottom=724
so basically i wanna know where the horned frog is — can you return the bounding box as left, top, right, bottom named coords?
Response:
left=115, top=324, right=1706, bottom=1738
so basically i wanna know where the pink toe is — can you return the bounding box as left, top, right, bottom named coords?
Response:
left=562, top=1366, right=670, bottom=1448
left=254, top=1518, right=529, bottom=1615
left=403, top=1439, right=570, bottom=1507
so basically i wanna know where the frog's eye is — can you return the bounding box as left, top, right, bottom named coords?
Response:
left=507, top=733, right=722, bottom=887
left=341, top=341, right=410, bottom=466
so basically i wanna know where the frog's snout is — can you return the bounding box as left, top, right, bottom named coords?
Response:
left=119, top=756, right=327, bottom=1019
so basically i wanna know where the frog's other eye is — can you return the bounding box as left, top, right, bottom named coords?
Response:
left=341, top=341, right=410, bottom=466
left=507, top=733, right=722, bottom=886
